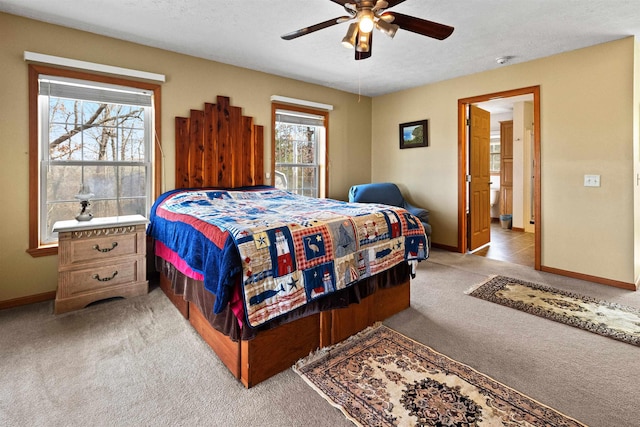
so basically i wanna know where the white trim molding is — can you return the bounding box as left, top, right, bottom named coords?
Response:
left=24, top=51, right=166, bottom=83
left=270, top=95, right=333, bottom=111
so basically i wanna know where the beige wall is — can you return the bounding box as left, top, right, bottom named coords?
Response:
left=372, top=37, right=638, bottom=285
left=0, top=13, right=372, bottom=302
left=1, top=12, right=638, bottom=302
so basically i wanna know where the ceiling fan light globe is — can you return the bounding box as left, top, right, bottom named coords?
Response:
left=356, top=42, right=370, bottom=53
left=358, top=10, right=375, bottom=33
left=341, top=22, right=358, bottom=48
left=376, top=19, right=398, bottom=38
left=356, top=33, right=370, bottom=52
left=379, top=13, right=395, bottom=23
left=373, top=0, right=389, bottom=12
left=342, top=40, right=355, bottom=49
left=359, top=18, right=374, bottom=33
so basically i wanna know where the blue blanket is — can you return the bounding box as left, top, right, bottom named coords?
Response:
left=148, top=187, right=428, bottom=327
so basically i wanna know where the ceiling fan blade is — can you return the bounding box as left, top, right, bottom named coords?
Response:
left=328, top=0, right=353, bottom=6
left=384, top=0, right=408, bottom=8
left=385, top=12, right=454, bottom=40
left=281, top=17, right=347, bottom=40
left=330, top=0, right=405, bottom=7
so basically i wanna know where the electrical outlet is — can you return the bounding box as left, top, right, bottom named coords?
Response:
left=584, top=174, right=600, bottom=187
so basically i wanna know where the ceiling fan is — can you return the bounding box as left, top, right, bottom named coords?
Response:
left=281, top=0, right=454, bottom=60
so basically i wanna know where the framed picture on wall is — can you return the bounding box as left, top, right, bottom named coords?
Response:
left=399, top=119, right=428, bottom=149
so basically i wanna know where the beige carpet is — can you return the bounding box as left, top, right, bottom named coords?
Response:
left=1, top=248, right=640, bottom=426
left=468, top=275, right=640, bottom=346
left=294, top=323, right=586, bottom=426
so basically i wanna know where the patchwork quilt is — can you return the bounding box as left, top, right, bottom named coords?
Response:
left=148, top=187, right=428, bottom=327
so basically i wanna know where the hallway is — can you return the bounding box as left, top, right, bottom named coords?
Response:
left=472, top=221, right=535, bottom=268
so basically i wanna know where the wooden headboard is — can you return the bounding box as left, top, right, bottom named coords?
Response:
left=175, top=96, right=264, bottom=188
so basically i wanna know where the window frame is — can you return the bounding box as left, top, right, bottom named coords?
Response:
left=271, top=102, right=329, bottom=198
left=27, top=64, right=162, bottom=257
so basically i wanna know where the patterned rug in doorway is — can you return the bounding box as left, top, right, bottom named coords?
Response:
left=293, top=324, right=585, bottom=427
left=468, top=275, right=640, bottom=346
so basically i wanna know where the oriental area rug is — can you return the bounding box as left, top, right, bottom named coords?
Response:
left=293, top=324, right=585, bottom=427
left=468, top=275, right=640, bottom=346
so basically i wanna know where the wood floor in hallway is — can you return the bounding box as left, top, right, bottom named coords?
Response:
left=472, top=221, right=535, bottom=268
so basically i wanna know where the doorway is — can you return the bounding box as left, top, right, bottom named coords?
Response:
left=457, top=86, right=541, bottom=270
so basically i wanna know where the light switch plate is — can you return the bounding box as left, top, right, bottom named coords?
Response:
left=584, top=174, right=600, bottom=187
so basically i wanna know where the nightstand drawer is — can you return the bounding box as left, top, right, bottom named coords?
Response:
left=59, top=230, right=141, bottom=266
left=58, top=259, right=142, bottom=298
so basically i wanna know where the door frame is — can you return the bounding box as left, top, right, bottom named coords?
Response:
left=457, top=86, right=541, bottom=270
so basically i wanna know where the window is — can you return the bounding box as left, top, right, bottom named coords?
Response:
left=272, top=104, right=328, bottom=197
left=490, top=136, right=501, bottom=173
left=28, top=65, right=161, bottom=256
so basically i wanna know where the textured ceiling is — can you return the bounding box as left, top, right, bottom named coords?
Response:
left=2, top=0, right=640, bottom=97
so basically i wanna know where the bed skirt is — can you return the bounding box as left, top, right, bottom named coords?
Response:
left=156, top=256, right=411, bottom=341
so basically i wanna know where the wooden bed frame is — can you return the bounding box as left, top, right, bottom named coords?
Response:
left=157, top=96, right=411, bottom=387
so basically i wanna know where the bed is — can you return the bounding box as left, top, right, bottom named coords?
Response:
left=149, top=96, right=428, bottom=387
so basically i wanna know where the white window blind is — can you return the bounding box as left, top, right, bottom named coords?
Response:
left=39, top=76, right=153, bottom=106
left=275, top=110, right=324, bottom=127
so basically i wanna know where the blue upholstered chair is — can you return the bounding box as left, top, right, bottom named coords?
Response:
left=348, top=182, right=432, bottom=242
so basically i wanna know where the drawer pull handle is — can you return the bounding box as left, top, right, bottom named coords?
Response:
left=92, top=271, right=118, bottom=282
left=93, top=242, right=118, bottom=253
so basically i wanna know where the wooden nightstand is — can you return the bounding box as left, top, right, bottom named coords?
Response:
left=52, top=215, right=149, bottom=314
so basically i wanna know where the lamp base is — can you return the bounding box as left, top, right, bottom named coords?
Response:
left=76, top=212, right=93, bottom=222
left=76, top=199, right=93, bottom=221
